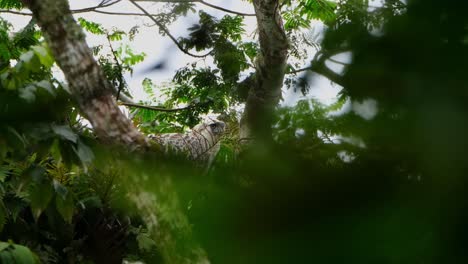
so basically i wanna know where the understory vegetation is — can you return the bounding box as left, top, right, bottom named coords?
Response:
left=1, top=0, right=468, bottom=263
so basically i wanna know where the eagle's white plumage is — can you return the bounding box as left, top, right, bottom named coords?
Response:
left=148, top=118, right=226, bottom=167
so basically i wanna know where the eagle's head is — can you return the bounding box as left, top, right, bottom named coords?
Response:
left=192, top=118, right=226, bottom=139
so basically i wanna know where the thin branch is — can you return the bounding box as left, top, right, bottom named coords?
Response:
left=72, top=0, right=121, bottom=13
left=287, top=66, right=312, bottom=74
left=0, top=0, right=121, bottom=16
left=327, top=57, right=349, bottom=66
left=106, top=33, right=127, bottom=101
left=286, top=58, right=349, bottom=74
left=310, top=64, right=345, bottom=86
left=129, top=0, right=213, bottom=58
left=91, top=10, right=158, bottom=16
left=197, top=0, right=255, bottom=16
left=286, top=63, right=345, bottom=86
left=0, top=10, right=32, bottom=16
left=134, top=0, right=256, bottom=16
left=119, top=102, right=202, bottom=112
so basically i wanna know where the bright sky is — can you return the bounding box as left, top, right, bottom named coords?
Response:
left=3, top=0, right=345, bottom=106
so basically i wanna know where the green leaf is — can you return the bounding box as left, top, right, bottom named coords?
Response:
left=31, top=45, right=54, bottom=68
left=29, top=182, right=53, bottom=221
left=19, top=84, right=37, bottom=102
left=136, top=233, right=157, bottom=252
left=78, top=196, right=102, bottom=209
left=0, top=242, right=39, bottom=264
left=35, top=80, right=54, bottom=95
left=74, top=140, right=94, bottom=164
left=52, top=180, right=68, bottom=199
left=108, top=30, right=125, bottom=41
left=0, top=241, right=9, bottom=252
left=0, top=166, right=7, bottom=182
left=77, top=18, right=106, bottom=35
left=0, top=201, right=6, bottom=232
left=51, top=125, right=78, bottom=143
left=0, top=0, right=23, bottom=10
left=6, top=126, right=26, bottom=149
left=18, top=50, right=34, bottom=63
left=24, top=165, right=45, bottom=183
left=49, top=139, right=61, bottom=162
left=9, top=243, right=38, bottom=264
left=56, top=193, right=74, bottom=224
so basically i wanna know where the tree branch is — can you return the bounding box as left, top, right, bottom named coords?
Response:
left=129, top=0, right=213, bottom=58
left=198, top=0, right=255, bottom=16
left=287, top=66, right=312, bottom=74
left=106, top=33, right=127, bottom=102
left=72, top=0, right=122, bottom=13
left=134, top=0, right=256, bottom=16
left=286, top=64, right=345, bottom=86
left=0, top=10, right=32, bottom=16
left=327, top=57, right=349, bottom=66
left=91, top=10, right=159, bottom=16
left=119, top=102, right=203, bottom=112
left=0, top=0, right=122, bottom=16
left=310, top=63, right=346, bottom=87
left=20, top=1, right=212, bottom=262
left=240, top=0, right=289, bottom=143
left=20, top=0, right=149, bottom=149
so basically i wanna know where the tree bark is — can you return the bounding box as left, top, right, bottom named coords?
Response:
left=21, top=0, right=210, bottom=263
left=239, top=0, right=289, bottom=144
left=21, top=0, right=148, bottom=150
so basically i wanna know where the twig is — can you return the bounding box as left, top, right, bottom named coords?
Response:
left=0, top=10, right=32, bottom=16
left=134, top=0, right=256, bottom=16
left=106, top=33, right=127, bottom=101
left=119, top=102, right=204, bottom=112
left=327, top=57, right=349, bottom=66
left=0, top=0, right=122, bottom=16
left=72, top=0, right=121, bottom=13
left=92, top=10, right=158, bottom=16
left=287, top=66, right=312, bottom=74
left=129, top=0, right=213, bottom=58
left=198, top=0, right=255, bottom=16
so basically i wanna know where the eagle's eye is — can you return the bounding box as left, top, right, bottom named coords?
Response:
left=209, top=123, right=217, bottom=129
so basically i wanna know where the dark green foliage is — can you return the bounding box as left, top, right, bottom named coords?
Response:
left=0, top=18, right=39, bottom=71
left=179, top=12, right=250, bottom=82
left=0, top=23, right=157, bottom=262
left=2, top=0, right=468, bottom=263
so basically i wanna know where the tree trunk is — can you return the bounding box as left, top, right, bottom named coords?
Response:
left=239, top=0, right=289, bottom=144
left=22, top=0, right=148, bottom=150
left=21, top=0, right=210, bottom=263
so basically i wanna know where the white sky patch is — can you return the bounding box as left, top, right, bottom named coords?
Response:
left=337, top=150, right=356, bottom=163
left=324, top=51, right=352, bottom=75
left=295, top=128, right=305, bottom=138
left=328, top=97, right=352, bottom=117
left=281, top=23, right=348, bottom=107
left=339, top=136, right=366, bottom=148
left=317, top=130, right=341, bottom=144
left=352, top=98, right=378, bottom=120
left=4, top=0, right=343, bottom=108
